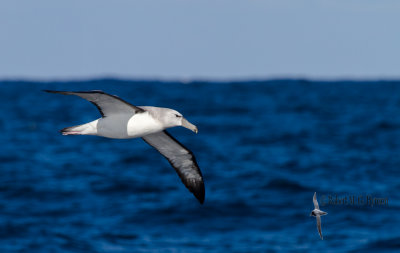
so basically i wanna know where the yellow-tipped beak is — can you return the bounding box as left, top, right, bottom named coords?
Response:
left=182, top=118, right=198, bottom=134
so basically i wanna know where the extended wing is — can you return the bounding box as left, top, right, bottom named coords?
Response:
left=316, top=215, right=323, bottom=240
left=44, top=90, right=144, bottom=117
left=142, top=131, right=205, bottom=204
left=313, top=192, right=319, bottom=209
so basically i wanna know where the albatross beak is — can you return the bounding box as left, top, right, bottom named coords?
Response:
left=181, top=118, right=198, bottom=134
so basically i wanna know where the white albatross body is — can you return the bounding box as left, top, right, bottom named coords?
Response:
left=45, top=90, right=205, bottom=204
left=72, top=110, right=166, bottom=138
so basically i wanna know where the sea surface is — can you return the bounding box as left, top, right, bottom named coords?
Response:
left=0, top=79, right=399, bottom=252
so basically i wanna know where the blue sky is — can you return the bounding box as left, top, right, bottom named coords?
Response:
left=1, top=0, right=400, bottom=80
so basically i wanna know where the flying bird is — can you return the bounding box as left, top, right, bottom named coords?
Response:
left=310, top=192, right=328, bottom=240
left=45, top=90, right=205, bottom=204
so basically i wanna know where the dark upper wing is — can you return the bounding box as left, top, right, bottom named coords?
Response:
left=142, top=131, right=205, bottom=204
left=44, top=90, right=144, bottom=117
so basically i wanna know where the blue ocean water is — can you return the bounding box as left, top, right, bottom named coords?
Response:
left=0, top=79, right=399, bottom=252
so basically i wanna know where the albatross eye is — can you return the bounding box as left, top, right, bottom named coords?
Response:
left=175, top=114, right=181, bottom=118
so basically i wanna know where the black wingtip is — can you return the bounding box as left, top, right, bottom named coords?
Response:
left=196, top=194, right=205, bottom=205
left=43, top=90, right=57, bottom=93
left=43, top=90, right=67, bottom=94
left=192, top=182, right=205, bottom=204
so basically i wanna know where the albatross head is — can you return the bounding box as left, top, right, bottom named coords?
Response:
left=162, top=109, right=198, bottom=133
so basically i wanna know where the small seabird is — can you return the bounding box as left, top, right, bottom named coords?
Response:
left=45, top=90, right=205, bottom=204
left=310, top=192, right=327, bottom=240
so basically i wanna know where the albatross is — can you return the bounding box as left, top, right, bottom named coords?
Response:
left=45, top=90, right=205, bottom=204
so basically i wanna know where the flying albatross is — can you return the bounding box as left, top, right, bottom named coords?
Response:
left=44, top=90, right=205, bottom=204
left=310, top=192, right=328, bottom=239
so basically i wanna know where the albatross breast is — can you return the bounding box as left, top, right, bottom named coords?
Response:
left=127, top=112, right=164, bottom=138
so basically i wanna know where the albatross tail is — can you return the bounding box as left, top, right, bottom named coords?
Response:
left=60, top=120, right=99, bottom=136
left=60, top=125, right=84, bottom=135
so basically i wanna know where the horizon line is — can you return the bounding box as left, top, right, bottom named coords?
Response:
left=1, top=75, right=400, bottom=84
